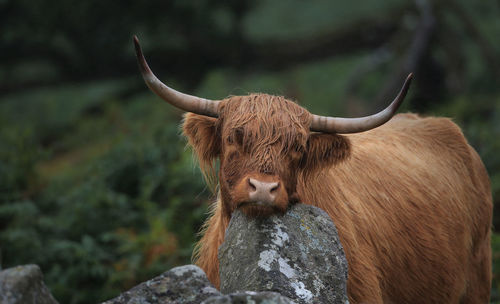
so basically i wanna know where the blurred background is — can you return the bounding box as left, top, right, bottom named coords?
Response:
left=1, top=0, right=499, bottom=302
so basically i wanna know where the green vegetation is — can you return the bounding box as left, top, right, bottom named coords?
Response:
left=0, top=83, right=209, bottom=302
left=1, top=0, right=499, bottom=303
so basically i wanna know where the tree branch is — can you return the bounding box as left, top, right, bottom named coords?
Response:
left=372, top=0, right=435, bottom=109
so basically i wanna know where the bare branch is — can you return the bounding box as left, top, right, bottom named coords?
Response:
left=373, top=0, right=435, bottom=109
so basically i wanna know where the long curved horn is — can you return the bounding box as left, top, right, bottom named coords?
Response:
left=310, top=73, right=413, bottom=133
left=133, top=36, right=220, bottom=117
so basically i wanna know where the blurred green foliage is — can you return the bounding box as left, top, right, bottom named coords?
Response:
left=1, top=0, right=499, bottom=303
left=0, top=84, right=209, bottom=302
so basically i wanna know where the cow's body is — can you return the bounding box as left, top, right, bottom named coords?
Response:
left=133, top=39, right=492, bottom=303
left=195, top=113, right=492, bottom=303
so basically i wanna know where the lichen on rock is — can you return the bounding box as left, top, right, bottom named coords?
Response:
left=202, top=291, right=295, bottom=304
left=218, top=203, right=349, bottom=304
left=0, top=264, right=59, bottom=304
left=101, top=265, right=221, bottom=304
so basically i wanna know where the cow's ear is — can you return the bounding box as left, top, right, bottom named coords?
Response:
left=300, top=133, right=350, bottom=174
left=182, top=113, right=220, bottom=165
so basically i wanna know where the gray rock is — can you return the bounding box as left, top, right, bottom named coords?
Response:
left=0, top=264, right=58, bottom=304
left=202, top=291, right=295, bottom=304
left=101, top=265, right=221, bottom=304
left=219, top=203, right=349, bottom=304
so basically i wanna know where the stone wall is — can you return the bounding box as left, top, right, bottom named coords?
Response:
left=0, top=204, right=349, bottom=304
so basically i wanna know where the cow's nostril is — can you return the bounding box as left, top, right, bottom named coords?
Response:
left=248, top=178, right=257, bottom=192
left=270, top=183, right=279, bottom=193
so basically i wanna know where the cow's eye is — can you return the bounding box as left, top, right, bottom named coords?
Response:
left=234, top=128, right=244, bottom=146
left=227, top=151, right=239, bottom=163
left=227, top=128, right=244, bottom=146
left=293, top=143, right=304, bottom=153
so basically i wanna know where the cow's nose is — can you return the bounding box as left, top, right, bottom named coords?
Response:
left=248, top=178, right=280, bottom=203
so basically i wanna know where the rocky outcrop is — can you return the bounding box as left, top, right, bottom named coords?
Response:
left=101, top=265, right=296, bottom=304
left=2, top=204, right=349, bottom=304
left=202, top=291, right=295, bottom=303
left=102, top=265, right=221, bottom=304
left=0, top=264, right=58, bottom=304
left=219, top=203, right=349, bottom=304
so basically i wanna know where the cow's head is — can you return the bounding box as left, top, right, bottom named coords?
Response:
left=134, top=36, right=412, bottom=218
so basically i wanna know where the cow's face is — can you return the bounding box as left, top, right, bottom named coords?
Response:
left=183, top=94, right=350, bottom=217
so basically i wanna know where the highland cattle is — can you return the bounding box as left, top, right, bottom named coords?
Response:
left=134, top=36, right=492, bottom=303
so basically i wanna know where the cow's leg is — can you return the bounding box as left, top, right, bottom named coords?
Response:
left=460, top=232, right=492, bottom=303
left=347, top=261, right=384, bottom=304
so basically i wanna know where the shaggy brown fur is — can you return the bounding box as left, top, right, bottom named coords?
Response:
left=182, top=94, right=492, bottom=303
